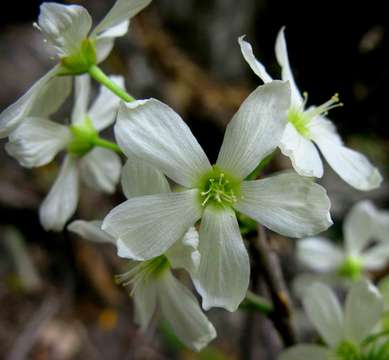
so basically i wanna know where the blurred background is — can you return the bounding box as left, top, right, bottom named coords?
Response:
left=0, top=0, right=388, bottom=359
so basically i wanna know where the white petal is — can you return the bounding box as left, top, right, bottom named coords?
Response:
left=279, top=345, right=329, bottom=360
left=275, top=27, right=303, bottom=107
left=216, top=81, right=290, bottom=179
left=102, top=189, right=202, bottom=260
left=39, top=156, right=79, bottom=231
left=297, top=237, right=343, bottom=272
left=6, top=117, right=70, bottom=168
left=87, top=76, right=124, bottom=131
left=310, top=117, right=382, bottom=191
left=80, top=148, right=121, bottom=193
left=165, top=227, right=200, bottom=276
left=238, top=36, right=272, bottom=83
left=194, top=206, right=250, bottom=312
left=280, top=123, right=323, bottom=178
left=133, top=278, right=157, bottom=331
left=92, top=0, right=151, bottom=36
left=38, top=3, right=92, bottom=57
left=71, top=75, right=91, bottom=124
left=0, top=66, right=61, bottom=138
left=362, top=243, right=389, bottom=270
left=115, top=99, right=211, bottom=187
left=234, top=173, right=332, bottom=238
left=344, top=280, right=383, bottom=343
left=67, top=220, right=115, bottom=245
left=302, top=283, right=344, bottom=347
left=158, top=271, right=216, bottom=351
left=343, top=200, right=376, bottom=256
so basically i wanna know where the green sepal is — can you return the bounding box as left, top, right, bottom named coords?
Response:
left=68, top=117, right=98, bottom=157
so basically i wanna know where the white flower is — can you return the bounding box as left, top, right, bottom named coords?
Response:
left=68, top=160, right=216, bottom=352
left=103, top=81, right=332, bottom=312
left=0, top=0, right=151, bottom=138
left=279, top=281, right=384, bottom=360
left=297, top=201, right=389, bottom=281
left=239, top=28, right=382, bottom=191
left=6, top=75, right=123, bottom=231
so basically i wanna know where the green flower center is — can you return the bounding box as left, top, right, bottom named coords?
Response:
left=330, top=341, right=360, bottom=360
left=68, top=117, right=98, bottom=157
left=197, top=166, right=241, bottom=209
left=337, top=255, right=363, bottom=280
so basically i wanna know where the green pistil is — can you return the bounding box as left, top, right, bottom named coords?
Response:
left=197, top=166, right=241, bottom=209
left=337, top=256, right=363, bottom=281
left=68, top=117, right=98, bottom=157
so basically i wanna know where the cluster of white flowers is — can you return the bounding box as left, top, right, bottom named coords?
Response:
left=1, top=0, right=387, bottom=355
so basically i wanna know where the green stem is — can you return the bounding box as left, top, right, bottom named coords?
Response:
left=93, top=137, right=123, bottom=154
left=240, top=290, right=273, bottom=315
left=88, top=65, right=135, bottom=102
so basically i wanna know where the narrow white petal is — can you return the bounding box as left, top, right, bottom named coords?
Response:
left=297, top=237, right=343, bottom=272
left=92, top=0, right=151, bottom=37
left=38, top=3, right=92, bottom=57
left=158, top=271, right=216, bottom=351
left=279, top=345, right=329, bottom=360
left=6, top=117, right=70, bottom=168
left=217, top=81, right=290, bottom=179
left=39, top=156, right=79, bottom=231
left=302, top=283, right=344, bottom=347
left=275, top=27, right=303, bottom=107
left=280, top=123, right=323, bottom=178
left=343, top=200, right=376, bottom=256
left=71, top=75, right=91, bottom=124
left=344, top=280, right=383, bottom=343
left=194, top=207, right=250, bottom=312
left=102, top=189, right=202, bottom=260
left=0, top=66, right=62, bottom=138
left=235, top=173, right=332, bottom=238
left=67, top=220, right=115, bottom=245
left=80, top=148, right=121, bottom=193
left=87, top=76, right=124, bottom=131
left=238, top=36, right=272, bottom=83
left=165, top=227, right=200, bottom=276
left=362, top=243, right=389, bottom=270
left=115, top=99, right=211, bottom=187
left=310, top=117, right=382, bottom=191
left=133, top=279, right=157, bottom=331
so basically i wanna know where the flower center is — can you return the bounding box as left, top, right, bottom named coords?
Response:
left=198, top=166, right=241, bottom=209
left=68, top=117, right=98, bottom=157
left=337, top=255, right=363, bottom=280
left=330, top=341, right=360, bottom=360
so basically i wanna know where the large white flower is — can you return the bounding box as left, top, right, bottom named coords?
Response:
left=6, top=75, right=123, bottom=231
left=68, top=160, right=216, bottom=352
left=279, top=281, right=384, bottom=360
left=0, top=0, right=151, bottom=138
left=297, top=201, right=389, bottom=281
left=103, top=81, right=332, bottom=312
left=239, top=28, right=382, bottom=191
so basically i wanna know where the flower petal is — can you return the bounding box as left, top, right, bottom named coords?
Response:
left=80, top=148, right=121, bottom=193
left=302, top=283, right=344, bottom=347
left=361, top=243, right=389, bottom=271
left=6, top=117, right=70, bottom=168
left=67, top=220, right=116, bottom=245
left=133, top=278, right=157, bottom=331
left=92, top=0, right=152, bottom=37
left=234, top=173, right=332, bottom=238
left=87, top=76, right=124, bottom=131
left=216, top=81, right=290, bottom=179
left=372, top=209, right=389, bottom=242
left=343, top=200, right=376, bottom=256
left=275, top=27, right=303, bottom=107
left=165, top=227, right=200, bottom=276
left=102, top=189, right=202, bottom=260
left=115, top=99, right=211, bottom=187
left=310, top=117, right=382, bottom=191
left=71, top=75, right=91, bottom=124
left=344, top=280, right=383, bottom=343
left=121, top=158, right=170, bottom=199
left=39, top=156, right=79, bottom=231
left=297, top=237, right=343, bottom=272
left=280, top=123, right=323, bottom=178
left=194, top=206, right=250, bottom=312
left=238, top=36, right=272, bottom=83
left=38, top=3, right=92, bottom=57
left=279, top=345, right=329, bottom=360
left=0, top=66, right=62, bottom=138
left=158, top=271, right=216, bottom=351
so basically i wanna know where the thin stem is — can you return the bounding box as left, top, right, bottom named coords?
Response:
left=241, top=290, right=273, bottom=315
left=93, top=137, right=123, bottom=154
left=88, top=65, right=135, bottom=102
